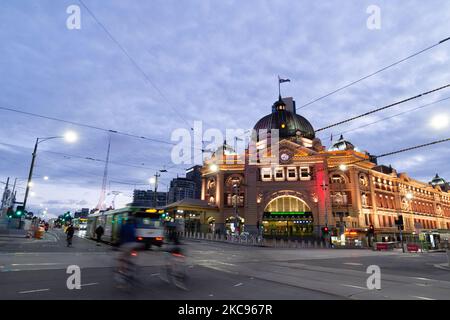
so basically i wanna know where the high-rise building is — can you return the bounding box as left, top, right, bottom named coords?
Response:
left=132, top=190, right=168, bottom=208
left=186, top=165, right=202, bottom=199
left=168, top=178, right=196, bottom=204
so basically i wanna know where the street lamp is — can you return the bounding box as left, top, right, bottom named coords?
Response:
left=209, top=163, right=218, bottom=172
left=430, top=114, right=449, bottom=130
left=339, top=164, right=348, bottom=171
left=22, top=131, right=78, bottom=212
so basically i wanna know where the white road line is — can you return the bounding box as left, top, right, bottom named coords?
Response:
left=233, top=283, right=243, bottom=287
left=11, top=263, right=63, bottom=266
left=150, top=273, right=160, bottom=277
left=81, top=283, right=98, bottom=287
left=413, top=277, right=432, bottom=281
left=343, top=263, right=363, bottom=266
left=341, top=284, right=367, bottom=290
left=411, top=296, right=435, bottom=300
left=19, top=288, right=50, bottom=294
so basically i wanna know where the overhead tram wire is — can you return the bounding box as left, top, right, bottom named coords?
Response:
left=78, top=0, right=193, bottom=131
left=0, top=141, right=185, bottom=174
left=0, top=105, right=175, bottom=146
left=319, top=95, right=450, bottom=140
left=297, top=36, right=450, bottom=110
left=315, top=83, right=450, bottom=132
left=321, top=137, right=450, bottom=173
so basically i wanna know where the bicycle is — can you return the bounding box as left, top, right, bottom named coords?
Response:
left=114, top=247, right=140, bottom=290
left=159, top=246, right=188, bottom=290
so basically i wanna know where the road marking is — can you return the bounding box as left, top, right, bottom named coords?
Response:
left=81, top=283, right=98, bottom=287
left=19, top=288, right=50, bottom=294
left=415, top=283, right=428, bottom=287
left=150, top=273, right=160, bottom=277
left=413, top=277, right=432, bottom=281
left=411, top=296, right=435, bottom=300
left=233, top=283, right=243, bottom=287
left=11, top=263, right=63, bottom=266
left=343, top=263, right=363, bottom=266
left=341, top=284, right=367, bottom=290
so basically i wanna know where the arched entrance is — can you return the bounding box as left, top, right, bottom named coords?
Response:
left=262, top=195, right=313, bottom=239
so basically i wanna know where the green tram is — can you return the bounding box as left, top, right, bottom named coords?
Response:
left=86, top=206, right=165, bottom=248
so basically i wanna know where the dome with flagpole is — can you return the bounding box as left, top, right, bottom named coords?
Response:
left=253, top=96, right=315, bottom=140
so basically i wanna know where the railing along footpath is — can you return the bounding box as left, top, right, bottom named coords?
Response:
left=179, top=231, right=335, bottom=249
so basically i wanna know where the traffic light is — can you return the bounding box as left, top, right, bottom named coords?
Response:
left=321, top=226, right=329, bottom=235
left=368, top=224, right=374, bottom=235
left=15, top=206, right=25, bottom=217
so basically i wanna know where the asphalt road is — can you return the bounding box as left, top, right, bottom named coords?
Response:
left=1, top=229, right=449, bottom=300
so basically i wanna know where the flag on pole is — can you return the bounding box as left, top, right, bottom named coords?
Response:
left=279, top=77, right=291, bottom=83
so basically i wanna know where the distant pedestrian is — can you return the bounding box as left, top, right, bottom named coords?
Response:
left=95, top=225, right=104, bottom=245
left=66, top=224, right=75, bottom=247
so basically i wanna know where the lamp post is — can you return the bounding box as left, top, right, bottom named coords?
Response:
left=23, top=132, right=77, bottom=213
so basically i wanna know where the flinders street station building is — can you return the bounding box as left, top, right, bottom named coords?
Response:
left=170, top=96, right=450, bottom=247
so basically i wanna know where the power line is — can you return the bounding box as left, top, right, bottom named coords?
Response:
left=321, top=95, right=450, bottom=140
left=0, top=141, right=184, bottom=173
left=315, top=84, right=450, bottom=132
left=78, top=0, right=193, bottom=130
left=0, top=104, right=176, bottom=146
left=298, top=36, right=450, bottom=110
left=376, top=138, right=450, bottom=159
left=325, top=137, right=450, bottom=173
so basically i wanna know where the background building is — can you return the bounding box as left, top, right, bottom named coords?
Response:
left=168, top=177, right=196, bottom=204
left=132, top=189, right=168, bottom=208
left=186, top=165, right=202, bottom=199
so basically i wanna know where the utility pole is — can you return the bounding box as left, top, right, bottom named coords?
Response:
left=1, top=177, right=9, bottom=211
left=153, top=172, right=160, bottom=208
left=23, top=139, right=39, bottom=211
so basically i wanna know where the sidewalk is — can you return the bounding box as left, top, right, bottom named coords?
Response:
left=0, top=229, right=27, bottom=238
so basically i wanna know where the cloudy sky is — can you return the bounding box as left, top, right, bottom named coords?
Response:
left=0, top=0, right=449, bottom=218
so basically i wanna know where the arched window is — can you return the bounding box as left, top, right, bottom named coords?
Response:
left=265, top=196, right=311, bottom=213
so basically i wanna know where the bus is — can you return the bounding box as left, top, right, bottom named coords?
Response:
left=72, top=218, right=88, bottom=230
left=86, top=206, right=165, bottom=249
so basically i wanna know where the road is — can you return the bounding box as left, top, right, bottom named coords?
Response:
left=1, top=229, right=449, bottom=300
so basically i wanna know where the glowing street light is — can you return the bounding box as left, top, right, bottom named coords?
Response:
left=406, top=192, right=413, bottom=200
left=64, top=131, right=78, bottom=143
left=430, top=114, right=449, bottom=130
left=210, top=164, right=219, bottom=172
left=149, top=177, right=156, bottom=184
left=43, top=176, right=49, bottom=181
left=339, top=164, right=348, bottom=171
left=23, top=131, right=78, bottom=211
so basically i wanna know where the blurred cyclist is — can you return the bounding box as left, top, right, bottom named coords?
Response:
left=115, top=217, right=140, bottom=288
